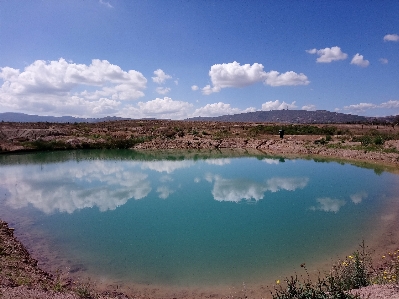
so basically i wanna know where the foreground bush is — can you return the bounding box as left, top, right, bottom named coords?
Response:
left=272, top=242, right=399, bottom=299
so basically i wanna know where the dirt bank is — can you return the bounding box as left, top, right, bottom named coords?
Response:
left=1, top=121, right=399, bottom=169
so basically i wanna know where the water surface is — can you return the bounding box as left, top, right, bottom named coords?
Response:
left=0, top=150, right=397, bottom=289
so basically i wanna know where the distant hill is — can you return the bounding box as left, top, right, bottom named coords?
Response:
left=188, top=110, right=377, bottom=124
left=0, top=110, right=396, bottom=124
left=0, top=112, right=128, bottom=123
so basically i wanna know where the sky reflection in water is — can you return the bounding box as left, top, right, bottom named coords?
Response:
left=0, top=151, right=396, bottom=286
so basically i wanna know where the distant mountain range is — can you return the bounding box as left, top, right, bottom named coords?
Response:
left=188, top=110, right=396, bottom=124
left=0, top=110, right=396, bottom=124
left=0, top=112, right=128, bottom=123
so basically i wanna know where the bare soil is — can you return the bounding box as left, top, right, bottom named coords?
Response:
left=1, top=120, right=398, bottom=169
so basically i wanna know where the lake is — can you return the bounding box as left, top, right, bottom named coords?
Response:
left=0, top=149, right=398, bottom=295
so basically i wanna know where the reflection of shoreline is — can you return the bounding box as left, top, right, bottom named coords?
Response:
left=1, top=148, right=397, bottom=176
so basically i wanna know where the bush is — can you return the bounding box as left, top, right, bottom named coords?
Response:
left=272, top=242, right=399, bottom=297
left=314, top=138, right=328, bottom=145
left=374, top=136, right=384, bottom=145
left=272, top=275, right=361, bottom=299
left=249, top=125, right=338, bottom=137
left=352, top=134, right=389, bottom=146
left=28, top=140, right=72, bottom=151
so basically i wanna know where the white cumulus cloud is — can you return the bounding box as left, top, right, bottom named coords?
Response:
left=192, top=102, right=242, bottom=117
left=344, top=103, right=377, bottom=111
left=261, top=100, right=297, bottom=110
left=202, top=84, right=221, bottom=95
left=136, top=97, right=193, bottom=119
left=191, top=85, right=199, bottom=91
left=351, top=53, right=370, bottom=67
left=0, top=58, right=147, bottom=117
left=379, top=58, right=388, bottom=64
left=302, top=104, right=316, bottom=111
left=263, top=71, right=310, bottom=87
left=379, top=100, right=399, bottom=108
left=384, top=34, right=399, bottom=42
left=306, top=46, right=348, bottom=63
left=343, top=100, right=399, bottom=112
left=201, top=61, right=309, bottom=94
left=155, top=87, right=171, bottom=95
left=152, top=69, right=172, bottom=84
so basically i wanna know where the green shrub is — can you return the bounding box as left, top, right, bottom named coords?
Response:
left=352, top=133, right=390, bottom=146
left=374, top=136, right=384, bottom=145
left=249, top=125, right=338, bottom=137
left=28, top=140, right=72, bottom=151
left=314, top=138, right=327, bottom=145
left=272, top=242, right=377, bottom=299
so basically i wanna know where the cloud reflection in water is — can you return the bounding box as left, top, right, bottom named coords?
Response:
left=208, top=175, right=309, bottom=202
left=350, top=191, right=368, bottom=204
left=310, top=197, right=346, bottom=213
left=140, top=160, right=195, bottom=173
left=1, top=161, right=151, bottom=214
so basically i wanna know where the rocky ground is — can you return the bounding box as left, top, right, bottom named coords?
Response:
left=1, top=120, right=399, bottom=168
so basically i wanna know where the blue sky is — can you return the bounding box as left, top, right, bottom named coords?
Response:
left=0, top=0, right=398, bottom=119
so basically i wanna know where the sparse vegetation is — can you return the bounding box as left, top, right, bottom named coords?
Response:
left=351, top=130, right=399, bottom=146
left=272, top=242, right=399, bottom=299
left=74, top=280, right=94, bottom=298
left=249, top=124, right=339, bottom=137
left=1, top=120, right=399, bottom=170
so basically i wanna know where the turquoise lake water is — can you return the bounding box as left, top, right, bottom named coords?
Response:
left=0, top=150, right=397, bottom=288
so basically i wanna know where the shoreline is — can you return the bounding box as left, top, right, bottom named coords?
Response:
left=1, top=120, right=399, bottom=170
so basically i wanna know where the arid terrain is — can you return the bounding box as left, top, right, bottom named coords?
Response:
left=1, top=120, right=399, bottom=167
left=1, top=120, right=399, bottom=298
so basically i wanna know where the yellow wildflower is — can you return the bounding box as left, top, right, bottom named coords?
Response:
left=276, top=280, right=280, bottom=284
